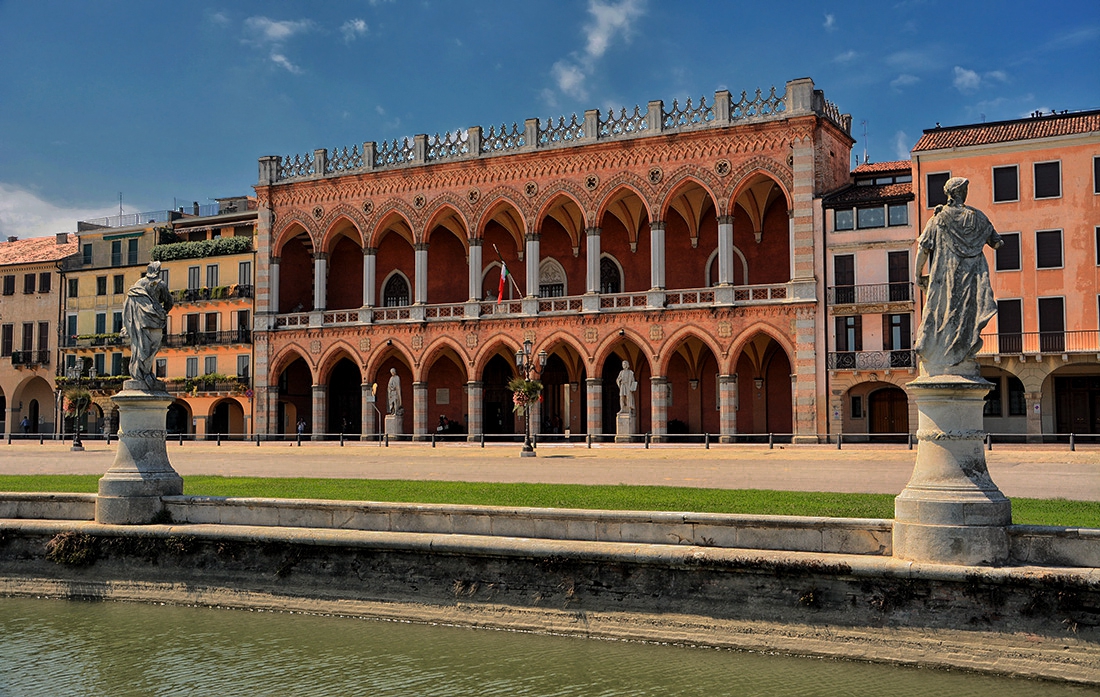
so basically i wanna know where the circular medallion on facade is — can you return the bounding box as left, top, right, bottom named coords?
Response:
left=411, top=334, right=424, bottom=350
left=362, top=200, right=374, bottom=215
left=359, top=337, right=371, bottom=351
left=313, top=206, right=324, bottom=219
left=413, top=194, right=426, bottom=209
left=524, top=181, right=538, bottom=197
left=714, top=159, right=731, bottom=177
left=467, top=188, right=480, bottom=204
left=584, top=174, right=599, bottom=191
left=466, top=332, right=478, bottom=348
left=648, top=167, right=663, bottom=185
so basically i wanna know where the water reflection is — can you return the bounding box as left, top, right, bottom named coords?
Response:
left=0, top=597, right=1088, bottom=697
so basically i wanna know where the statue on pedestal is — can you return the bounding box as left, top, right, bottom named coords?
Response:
left=913, top=177, right=1003, bottom=377
left=386, top=368, right=404, bottom=416
left=119, top=261, right=173, bottom=391
left=616, top=360, right=637, bottom=414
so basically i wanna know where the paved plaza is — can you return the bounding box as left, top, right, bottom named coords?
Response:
left=0, top=440, right=1097, bottom=501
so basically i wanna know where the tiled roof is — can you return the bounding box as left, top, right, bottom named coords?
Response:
left=852, top=160, right=911, bottom=174
left=0, top=234, right=80, bottom=267
left=822, top=182, right=913, bottom=208
left=912, top=109, right=1100, bottom=151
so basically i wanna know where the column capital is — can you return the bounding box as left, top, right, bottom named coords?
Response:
left=364, top=246, right=378, bottom=256
left=649, top=220, right=665, bottom=231
left=524, top=232, right=541, bottom=242
left=466, top=380, right=483, bottom=388
left=585, top=377, right=602, bottom=386
left=650, top=375, right=668, bottom=385
left=414, top=243, right=430, bottom=252
left=313, top=252, right=329, bottom=262
left=270, top=256, right=281, bottom=265
left=717, top=215, right=734, bottom=225
left=468, top=238, right=483, bottom=247
left=585, top=227, right=601, bottom=237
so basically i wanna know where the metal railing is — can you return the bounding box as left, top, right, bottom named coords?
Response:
left=977, top=330, right=1100, bottom=356
left=828, top=282, right=912, bottom=305
left=62, top=334, right=125, bottom=348
left=172, top=284, right=253, bottom=304
left=827, top=350, right=916, bottom=370
left=10, top=350, right=50, bottom=366
left=165, top=377, right=250, bottom=394
left=162, top=330, right=252, bottom=347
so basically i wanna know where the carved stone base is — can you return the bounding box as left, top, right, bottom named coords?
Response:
left=615, top=411, right=637, bottom=443
left=893, top=374, right=1011, bottom=565
left=385, top=414, right=402, bottom=436
left=95, top=387, right=182, bottom=525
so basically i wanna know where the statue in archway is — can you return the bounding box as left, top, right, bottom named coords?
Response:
left=119, top=261, right=173, bottom=391
left=616, top=360, right=637, bottom=414
left=913, top=177, right=1003, bottom=376
left=386, top=368, right=404, bottom=415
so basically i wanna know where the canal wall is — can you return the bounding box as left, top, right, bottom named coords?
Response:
left=0, top=496, right=1097, bottom=683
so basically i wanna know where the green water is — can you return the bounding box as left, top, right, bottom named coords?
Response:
left=0, top=597, right=1087, bottom=696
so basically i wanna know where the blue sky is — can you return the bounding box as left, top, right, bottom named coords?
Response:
left=1, top=0, right=1097, bottom=238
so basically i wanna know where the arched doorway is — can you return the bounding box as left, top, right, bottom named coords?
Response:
left=209, top=398, right=245, bottom=436
left=868, top=386, right=908, bottom=442
left=166, top=401, right=190, bottom=434
left=734, top=334, right=793, bottom=437
left=278, top=232, right=314, bottom=313
left=327, top=358, right=362, bottom=435
left=600, top=344, right=649, bottom=436
left=277, top=356, right=313, bottom=435
left=482, top=354, right=518, bottom=435
left=665, top=337, right=720, bottom=437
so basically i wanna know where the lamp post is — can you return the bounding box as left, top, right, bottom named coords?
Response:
left=514, top=339, right=547, bottom=457
left=65, top=364, right=85, bottom=451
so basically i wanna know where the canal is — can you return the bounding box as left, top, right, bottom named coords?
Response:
left=0, top=597, right=1088, bottom=696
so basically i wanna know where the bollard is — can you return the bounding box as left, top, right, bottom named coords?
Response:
left=1070, top=432, right=1075, bottom=452
left=645, top=432, right=650, bottom=449
left=704, top=432, right=710, bottom=450
left=179, top=433, right=183, bottom=446
left=340, top=433, right=345, bottom=447
left=907, top=432, right=913, bottom=450
left=6, top=433, right=10, bottom=445
left=431, top=433, right=436, bottom=448
left=768, top=433, right=774, bottom=449
left=986, top=433, right=992, bottom=451
left=480, top=432, right=485, bottom=448
left=106, top=432, right=111, bottom=446
left=39, top=434, right=44, bottom=445
left=217, top=433, right=221, bottom=446
left=532, top=433, right=536, bottom=450
left=587, top=433, right=592, bottom=449
left=297, top=432, right=301, bottom=447
left=384, top=433, right=389, bottom=447
left=837, top=433, right=842, bottom=450
left=256, top=433, right=260, bottom=447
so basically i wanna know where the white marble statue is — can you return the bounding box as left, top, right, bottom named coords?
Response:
left=914, top=177, right=1003, bottom=376
left=386, top=368, right=403, bottom=415
left=616, top=360, right=637, bottom=414
left=119, top=261, right=173, bottom=391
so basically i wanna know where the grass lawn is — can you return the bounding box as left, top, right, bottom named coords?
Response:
left=0, top=475, right=1095, bottom=528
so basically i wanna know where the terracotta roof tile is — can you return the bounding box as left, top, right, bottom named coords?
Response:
left=852, top=160, right=911, bottom=174
left=913, top=110, right=1100, bottom=152
left=0, top=234, right=80, bottom=267
left=823, top=182, right=913, bottom=207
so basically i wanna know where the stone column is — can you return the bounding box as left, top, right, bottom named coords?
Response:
left=466, top=380, right=483, bottom=441
left=529, top=392, right=541, bottom=437
left=649, top=222, right=665, bottom=290
left=266, top=385, right=280, bottom=435
left=269, top=257, right=280, bottom=314
left=650, top=376, right=668, bottom=440
left=95, top=382, right=183, bottom=524
left=413, top=381, right=428, bottom=439
left=894, top=375, right=1011, bottom=565
left=1025, top=391, right=1042, bottom=442
left=313, top=253, right=328, bottom=312
left=414, top=243, right=429, bottom=304
left=311, top=383, right=325, bottom=440
left=719, top=374, right=737, bottom=442
left=468, top=240, right=482, bottom=301
left=586, top=377, right=602, bottom=435
left=361, top=382, right=376, bottom=440
left=363, top=248, right=376, bottom=307
left=717, top=215, right=734, bottom=285
left=525, top=233, right=540, bottom=297
left=585, top=227, right=601, bottom=294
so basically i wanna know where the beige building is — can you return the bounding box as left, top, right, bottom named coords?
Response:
left=0, top=233, right=79, bottom=437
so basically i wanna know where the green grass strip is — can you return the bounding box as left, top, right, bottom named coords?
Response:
left=0, top=475, right=1096, bottom=528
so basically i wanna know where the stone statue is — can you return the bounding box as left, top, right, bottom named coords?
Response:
left=119, top=261, right=173, bottom=391
left=914, top=177, right=1003, bottom=376
left=386, top=368, right=403, bottom=415
left=616, top=360, right=637, bottom=414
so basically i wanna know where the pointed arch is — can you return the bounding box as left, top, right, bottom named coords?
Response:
left=319, top=205, right=368, bottom=251
left=656, top=326, right=725, bottom=377
left=704, top=246, right=748, bottom=286
left=316, top=340, right=366, bottom=383
left=534, top=188, right=587, bottom=249
left=472, top=336, right=523, bottom=378
left=591, top=329, right=654, bottom=376
left=379, top=269, right=412, bottom=307
left=595, top=182, right=652, bottom=239
left=658, top=173, right=720, bottom=231
left=272, top=213, right=317, bottom=257
left=591, top=172, right=654, bottom=226
left=363, top=341, right=414, bottom=386
left=418, top=335, right=471, bottom=381
left=727, top=158, right=794, bottom=213
left=369, top=202, right=418, bottom=248
left=476, top=192, right=528, bottom=248
left=727, top=322, right=796, bottom=376
left=268, top=343, right=316, bottom=383
left=423, top=200, right=471, bottom=250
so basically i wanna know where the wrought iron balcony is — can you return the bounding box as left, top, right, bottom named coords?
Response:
left=10, top=350, right=50, bottom=366
left=827, top=350, right=915, bottom=370
left=828, top=282, right=912, bottom=305
left=162, top=329, right=252, bottom=348
left=62, top=334, right=125, bottom=348
left=171, top=284, right=254, bottom=305
left=977, top=330, right=1100, bottom=356
left=166, top=377, right=250, bottom=394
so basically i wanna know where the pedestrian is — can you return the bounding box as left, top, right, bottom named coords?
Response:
left=296, top=417, right=306, bottom=436
left=20, top=416, right=29, bottom=434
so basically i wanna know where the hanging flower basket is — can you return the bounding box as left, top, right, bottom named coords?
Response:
left=507, top=377, right=543, bottom=415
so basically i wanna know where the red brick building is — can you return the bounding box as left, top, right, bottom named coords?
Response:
left=252, top=78, right=854, bottom=441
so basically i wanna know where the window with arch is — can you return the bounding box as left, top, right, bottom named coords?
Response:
left=539, top=258, right=567, bottom=297
left=599, top=256, right=621, bottom=294
left=383, top=274, right=410, bottom=307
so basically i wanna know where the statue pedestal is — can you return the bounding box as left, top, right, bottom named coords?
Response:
left=385, top=414, right=401, bottom=437
left=614, top=411, right=637, bottom=443
left=893, top=374, right=1011, bottom=565
left=95, top=382, right=183, bottom=525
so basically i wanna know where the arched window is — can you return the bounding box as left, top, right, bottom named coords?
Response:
left=599, top=256, right=621, bottom=294
left=383, top=274, right=410, bottom=307
left=539, top=258, right=567, bottom=297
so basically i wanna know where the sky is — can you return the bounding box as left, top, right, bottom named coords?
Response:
left=1, top=0, right=1097, bottom=239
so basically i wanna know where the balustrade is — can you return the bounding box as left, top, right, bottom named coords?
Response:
left=162, top=330, right=252, bottom=348
left=977, top=330, right=1100, bottom=356
left=827, top=350, right=916, bottom=370
left=10, top=350, right=50, bottom=366
left=828, top=282, right=912, bottom=305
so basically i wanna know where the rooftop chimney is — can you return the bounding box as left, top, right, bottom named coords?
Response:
left=6, top=236, right=17, bottom=243
left=56, top=233, right=68, bottom=245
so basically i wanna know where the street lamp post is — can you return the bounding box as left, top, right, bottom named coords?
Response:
left=514, top=339, right=547, bottom=458
left=65, top=364, right=84, bottom=451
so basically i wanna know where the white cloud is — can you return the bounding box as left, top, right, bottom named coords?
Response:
left=893, top=131, right=911, bottom=160
left=953, top=66, right=981, bottom=93
left=207, top=11, right=230, bottom=26
left=823, top=13, right=836, bottom=31
left=834, top=50, right=857, bottom=63
left=546, top=0, right=645, bottom=105
left=890, top=73, right=919, bottom=89
left=0, top=184, right=129, bottom=239
left=242, top=16, right=314, bottom=73
left=552, top=61, right=588, bottom=99
left=341, top=18, right=368, bottom=43
left=269, top=52, right=303, bottom=74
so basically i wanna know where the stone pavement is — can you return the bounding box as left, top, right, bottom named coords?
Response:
left=1, top=440, right=1097, bottom=501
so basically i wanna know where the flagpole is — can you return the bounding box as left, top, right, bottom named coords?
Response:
left=492, top=243, right=525, bottom=298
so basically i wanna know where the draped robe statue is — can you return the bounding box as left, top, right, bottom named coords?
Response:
left=119, top=261, right=173, bottom=390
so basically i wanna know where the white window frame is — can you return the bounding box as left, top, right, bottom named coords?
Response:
left=994, top=232, right=1022, bottom=272
left=1034, top=229, right=1064, bottom=270
left=925, top=171, right=951, bottom=208
left=1033, top=160, right=1062, bottom=200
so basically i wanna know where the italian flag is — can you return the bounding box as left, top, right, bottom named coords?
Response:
left=496, top=262, right=510, bottom=303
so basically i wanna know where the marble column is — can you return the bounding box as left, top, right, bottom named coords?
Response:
left=468, top=240, right=483, bottom=301
left=313, top=253, right=328, bottom=312
left=361, top=382, right=376, bottom=439
left=718, top=374, right=737, bottom=442
left=311, top=383, right=325, bottom=440
left=529, top=392, right=541, bottom=437
left=525, top=233, right=540, bottom=297
left=363, top=248, right=376, bottom=307
left=649, top=222, right=665, bottom=290
left=586, top=377, right=602, bottom=435
left=466, top=380, right=483, bottom=441
left=585, top=227, right=601, bottom=294
left=717, top=215, right=734, bottom=285
left=414, top=243, right=429, bottom=304
left=650, top=376, right=668, bottom=440
left=266, top=385, right=280, bottom=435
left=413, top=381, right=429, bottom=439
left=269, top=257, right=281, bottom=314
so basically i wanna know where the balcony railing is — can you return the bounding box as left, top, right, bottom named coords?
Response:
left=10, top=350, right=50, bottom=366
left=62, top=334, right=125, bottom=348
left=166, top=377, right=250, bottom=394
left=978, top=330, right=1100, bottom=356
left=827, top=350, right=916, bottom=370
left=162, top=330, right=252, bottom=348
left=828, top=282, right=912, bottom=305
left=172, top=284, right=254, bottom=305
